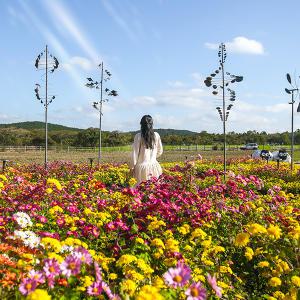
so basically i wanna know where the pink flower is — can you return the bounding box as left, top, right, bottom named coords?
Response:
left=94, top=261, right=102, bottom=282
left=163, top=262, right=191, bottom=288
left=43, top=258, right=61, bottom=278
left=207, top=274, right=222, bottom=298
left=28, top=270, right=45, bottom=284
left=19, top=278, right=38, bottom=295
left=87, top=281, right=103, bottom=296
left=60, top=255, right=82, bottom=278
left=185, top=282, right=207, bottom=300
left=73, top=246, right=93, bottom=265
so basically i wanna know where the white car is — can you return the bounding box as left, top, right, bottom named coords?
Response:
left=240, top=143, right=258, bottom=150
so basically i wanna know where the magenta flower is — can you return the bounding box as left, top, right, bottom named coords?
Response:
left=94, top=261, right=102, bottom=282
left=87, top=281, right=103, bottom=296
left=73, top=246, right=93, bottom=265
left=19, top=278, right=38, bottom=295
left=60, top=255, right=82, bottom=278
left=207, top=274, right=222, bottom=298
left=28, top=270, right=45, bottom=284
left=185, top=282, right=207, bottom=300
left=43, top=258, right=61, bottom=278
left=163, top=262, right=191, bottom=288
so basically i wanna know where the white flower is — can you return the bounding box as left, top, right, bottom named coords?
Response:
left=14, top=230, right=40, bottom=248
left=13, top=212, right=33, bottom=228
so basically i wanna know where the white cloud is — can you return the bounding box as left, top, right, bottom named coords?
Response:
left=133, top=96, right=157, bottom=106
left=44, top=0, right=101, bottom=63
left=205, top=37, right=265, bottom=55
left=167, top=80, right=185, bottom=88
left=101, top=0, right=139, bottom=42
left=62, top=56, right=94, bottom=71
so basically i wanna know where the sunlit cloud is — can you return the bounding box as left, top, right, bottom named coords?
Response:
left=44, top=0, right=101, bottom=62
left=16, top=0, right=89, bottom=95
left=205, top=36, right=265, bottom=55
left=101, top=0, right=139, bottom=42
left=62, top=56, right=95, bottom=71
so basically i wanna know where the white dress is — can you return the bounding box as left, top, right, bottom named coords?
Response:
left=131, top=132, right=163, bottom=184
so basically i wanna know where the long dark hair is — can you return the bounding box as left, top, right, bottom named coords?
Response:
left=140, top=115, right=155, bottom=149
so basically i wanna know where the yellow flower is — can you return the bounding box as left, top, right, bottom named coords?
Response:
left=273, top=291, right=285, bottom=299
left=190, top=228, right=207, bottom=240
left=148, top=220, right=166, bottom=231
left=47, top=178, right=62, bottom=190
left=164, top=258, right=177, bottom=267
left=136, top=285, right=163, bottom=300
left=247, top=223, right=267, bottom=235
left=258, top=261, right=270, bottom=268
left=27, top=289, right=51, bottom=300
left=267, top=225, right=282, bottom=240
left=81, top=276, right=94, bottom=288
left=163, top=230, right=173, bottom=238
left=184, top=245, right=193, bottom=252
left=201, top=238, right=212, bottom=248
left=136, top=259, right=154, bottom=275
left=0, top=174, right=8, bottom=181
left=269, top=277, right=282, bottom=287
left=152, top=276, right=165, bottom=289
left=116, top=254, right=137, bottom=267
left=129, top=177, right=137, bottom=186
left=126, top=270, right=144, bottom=281
left=178, top=224, right=190, bottom=235
left=245, top=247, right=254, bottom=261
left=47, top=252, right=64, bottom=263
left=234, top=232, right=250, bottom=247
left=220, top=266, right=233, bottom=274
left=165, top=238, right=179, bottom=252
left=45, top=188, right=53, bottom=194
left=108, top=273, right=118, bottom=280
left=218, top=281, right=230, bottom=290
left=41, top=237, right=62, bottom=253
left=151, top=238, right=165, bottom=249
left=289, top=226, right=300, bottom=240
left=291, top=275, right=300, bottom=287
left=120, top=279, right=136, bottom=296
left=135, top=237, right=144, bottom=244
left=213, top=246, right=225, bottom=253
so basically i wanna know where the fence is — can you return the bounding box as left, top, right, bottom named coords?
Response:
left=0, top=144, right=297, bottom=153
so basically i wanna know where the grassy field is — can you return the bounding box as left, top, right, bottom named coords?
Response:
left=0, top=148, right=299, bottom=166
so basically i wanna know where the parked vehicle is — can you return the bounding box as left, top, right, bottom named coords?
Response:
left=240, top=143, right=258, bottom=150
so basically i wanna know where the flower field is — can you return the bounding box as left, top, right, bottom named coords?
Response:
left=0, top=159, right=299, bottom=299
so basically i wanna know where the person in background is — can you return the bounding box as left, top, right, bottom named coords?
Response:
left=131, top=115, right=163, bottom=184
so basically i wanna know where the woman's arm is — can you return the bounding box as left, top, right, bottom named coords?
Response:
left=131, top=133, right=140, bottom=168
left=156, top=133, right=163, bottom=157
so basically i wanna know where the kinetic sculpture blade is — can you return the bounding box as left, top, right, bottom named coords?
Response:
left=204, top=43, right=243, bottom=180
left=34, top=45, right=59, bottom=169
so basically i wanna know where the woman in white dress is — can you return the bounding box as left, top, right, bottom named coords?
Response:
left=131, top=115, right=163, bottom=184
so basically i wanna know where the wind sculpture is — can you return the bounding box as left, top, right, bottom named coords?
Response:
left=34, top=45, right=59, bottom=169
left=204, top=43, right=243, bottom=179
left=86, top=62, right=118, bottom=165
left=285, top=73, right=300, bottom=171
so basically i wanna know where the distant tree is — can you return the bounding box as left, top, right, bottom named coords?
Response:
left=73, top=128, right=98, bottom=147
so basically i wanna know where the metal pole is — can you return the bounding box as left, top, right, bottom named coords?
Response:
left=45, top=45, right=48, bottom=169
left=98, top=62, right=103, bottom=166
left=291, top=91, right=294, bottom=171
left=221, top=43, right=226, bottom=180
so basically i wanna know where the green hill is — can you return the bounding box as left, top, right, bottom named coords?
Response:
left=0, top=121, right=81, bottom=132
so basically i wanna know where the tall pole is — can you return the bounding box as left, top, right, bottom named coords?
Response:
left=45, top=45, right=48, bottom=169
left=291, top=91, right=294, bottom=171
left=221, top=43, right=226, bottom=179
left=98, top=62, right=104, bottom=166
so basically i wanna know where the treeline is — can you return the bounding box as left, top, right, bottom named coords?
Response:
left=0, top=127, right=300, bottom=147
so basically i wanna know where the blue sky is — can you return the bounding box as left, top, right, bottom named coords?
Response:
left=1, top=0, right=300, bottom=133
